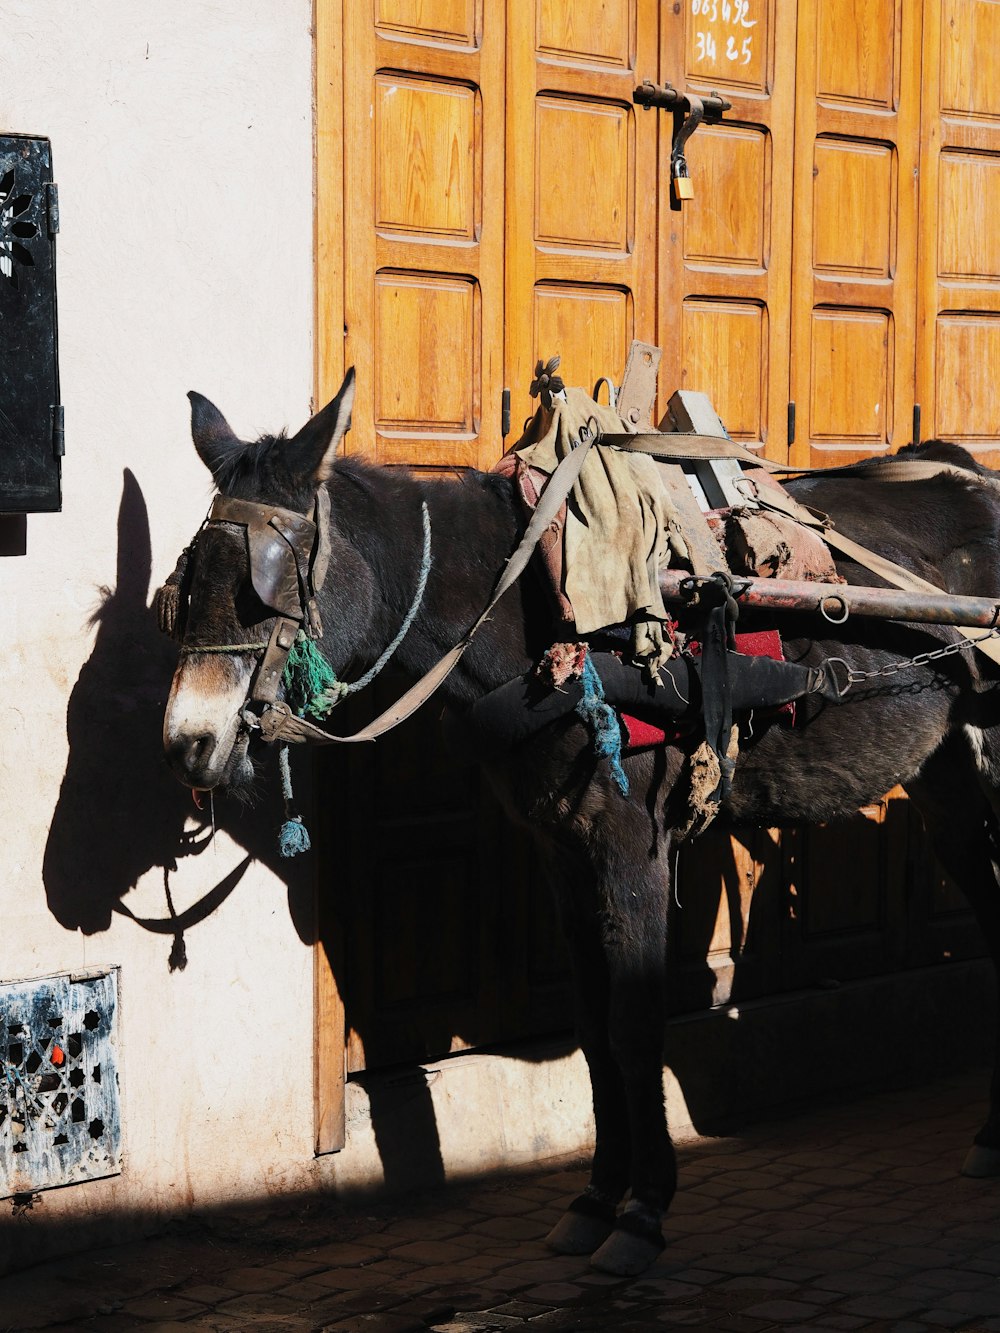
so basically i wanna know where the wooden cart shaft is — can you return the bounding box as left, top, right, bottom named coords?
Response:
left=658, top=570, right=1000, bottom=630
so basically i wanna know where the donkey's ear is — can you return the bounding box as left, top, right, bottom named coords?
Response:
left=188, top=391, right=243, bottom=479
left=287, top=367, right=356, bottom=485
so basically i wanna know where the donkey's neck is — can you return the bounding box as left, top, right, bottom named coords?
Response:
left=324, top=459, right=535, bottom=705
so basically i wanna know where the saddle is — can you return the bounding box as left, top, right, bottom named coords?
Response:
left=490, top=347, right=845, bottom=834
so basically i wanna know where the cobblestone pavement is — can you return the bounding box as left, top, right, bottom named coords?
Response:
left=4, top=1066, right=1000, bottom=1332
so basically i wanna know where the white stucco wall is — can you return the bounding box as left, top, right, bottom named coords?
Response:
left=0, top=0, right=324, bottom=1238
left=0, top=4, right=595, bottom=1258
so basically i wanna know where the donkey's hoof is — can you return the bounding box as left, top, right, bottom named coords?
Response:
left=590, top=1216, right=665, bottom=1276
left=547, top=1211, right=614, bottom=1256
left=962, top=1143, right=1000, bottom=1177
left=547, top=1194, right=616, bottom=1255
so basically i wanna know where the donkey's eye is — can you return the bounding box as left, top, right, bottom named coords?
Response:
left=234, top=579, right=270, bottom=626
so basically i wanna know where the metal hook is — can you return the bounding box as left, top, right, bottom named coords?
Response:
left=822, top=657, right=855, bottom=698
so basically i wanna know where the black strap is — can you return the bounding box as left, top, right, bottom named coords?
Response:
left=697, top=575, right=740, bottom=801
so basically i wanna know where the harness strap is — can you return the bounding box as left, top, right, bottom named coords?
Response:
left=259, top=422, right=601, bottom=745
left=607, top=432, right=1000, bottom=490
left=255, top=617, right=302, bottom=704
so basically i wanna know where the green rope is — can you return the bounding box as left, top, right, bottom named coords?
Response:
left=282, top=634, right=349, bottom=719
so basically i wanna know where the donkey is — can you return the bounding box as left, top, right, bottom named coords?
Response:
left=163, top=368, right=1000, bottom=1276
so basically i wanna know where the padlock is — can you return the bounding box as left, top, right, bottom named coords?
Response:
left=673, top=155, right=694, bottom=202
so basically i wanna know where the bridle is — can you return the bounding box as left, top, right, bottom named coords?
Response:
left=159, top=485, right=440, bottom=748
left=159, top=488, right=333, bottom=741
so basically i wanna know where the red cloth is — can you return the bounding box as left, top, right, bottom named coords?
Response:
left=621, top=630, right=785, bottom=753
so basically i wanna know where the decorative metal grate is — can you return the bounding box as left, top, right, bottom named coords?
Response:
left=1, top=972, right=121, bottom=1198
left=0, top=133, right=62, bottom=513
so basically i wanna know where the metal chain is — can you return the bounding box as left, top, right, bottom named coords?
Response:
left=829, top=624, right=1000, bottom=693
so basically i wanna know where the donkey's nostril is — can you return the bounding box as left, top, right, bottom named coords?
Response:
left=167, top=733, right=216, bottom=782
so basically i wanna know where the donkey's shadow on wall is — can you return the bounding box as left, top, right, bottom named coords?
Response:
left=41, top=470, right=506, bottom=1194
left=42, top=469, right=314, bottom=957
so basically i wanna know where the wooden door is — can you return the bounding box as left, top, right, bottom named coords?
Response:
left=657, top=0, right=796, bottom=459
left=316, top=2, right=519, bottom=1155
left=660, top=0, right=991, bottom=1009
left=656, top=1, right=795, bottom=1013
left=330, top=0, right=578, bottom=1073
left=789, top=0, right=923, bottom=468
left=915, top=0, right=1000, bottom=462
left=503, top=1, right=659, bottom=417
left=907, top=0, right=1000, bottom=964
left=340, top=0, right=506, bottom=470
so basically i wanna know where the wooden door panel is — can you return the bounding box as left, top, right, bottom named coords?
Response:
left=683, top=123, right=769, bottom=271
left=790, top=0, right=920, bottom=467
left=533, top=284, right=633, bottom=396
left=374, top=272, right=481, bottom=462
left=374, top=76, right=480, bottom=239
left=938, top=0, right=1000, bottom=118
left=812, top=139, right=895, bottom=279
left=685, top=0, right=768, bottom=94
left=937, top=153, right=1000, bottom=280
left=505, top=0, right=657, bottom=416
left=933, top=317, right=1000, bottom=442
left=809, top=308, right=894, bottom=445
left=536, top=0, right=634, bottom=66
left=659, top=1, right=795, bottom=460
left=670, top=827, right=784, bottom=1010
left=333, top=680, right=507, bottom=1075
left=815, top=0, right=898, bottom=107
left=681, top=299, right=768, bottom=440
left=780, top=795, right=910, bottom=987
left=342, top=2, right=504, bottom=470
left=917, top=0, right=1000, bottom=460
left=375, top=0, right=479, bottom=45
left=534, top=98, right=634, bottom=252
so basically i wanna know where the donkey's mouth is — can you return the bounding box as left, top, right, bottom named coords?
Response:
left=164, top=705, right=257, bottom=793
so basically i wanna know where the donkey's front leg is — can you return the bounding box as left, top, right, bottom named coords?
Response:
left=546, top=891, right=630, bottom=1257
left=589, top=862, right=676, bottom=1276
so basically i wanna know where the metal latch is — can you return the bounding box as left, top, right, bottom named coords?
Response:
left=633, top=82, right=732, bottom=207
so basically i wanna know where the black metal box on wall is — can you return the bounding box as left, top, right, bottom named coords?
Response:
left=0, top=134, right=62, bottom=513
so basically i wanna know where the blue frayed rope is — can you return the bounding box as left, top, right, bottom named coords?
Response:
left=575, top=650, right=629, bottom=797
left=277, top=743, right=311, bottom=858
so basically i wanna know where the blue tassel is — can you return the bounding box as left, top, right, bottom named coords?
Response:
left=575, top=651, right=630, bottom=797
left=279, top=817, right=312, bottom=858
left=277, top=744, right=312, bottom=857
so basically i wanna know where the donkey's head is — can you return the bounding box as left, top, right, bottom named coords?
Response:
left=162, top=370, right=356, bottom=794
